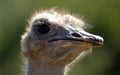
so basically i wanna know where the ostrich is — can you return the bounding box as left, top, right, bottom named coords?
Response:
left=21, top=9, right=104, bottom=75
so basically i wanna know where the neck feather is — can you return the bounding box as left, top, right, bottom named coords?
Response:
left=26, top=58, right=65, bottom=75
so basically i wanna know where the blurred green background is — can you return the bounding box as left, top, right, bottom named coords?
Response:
left=0, top=0, right=120, bottom=75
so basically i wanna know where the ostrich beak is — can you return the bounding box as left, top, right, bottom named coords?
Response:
left=70, top=30, right=104, bottom=47
left=49, top=28, right=104, bottom=47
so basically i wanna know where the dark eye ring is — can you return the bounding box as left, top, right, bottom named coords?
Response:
left=34, top=22, right=50, bottom=35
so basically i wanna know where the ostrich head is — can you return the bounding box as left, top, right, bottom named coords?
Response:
left=21, top=9, right=103, bottom=67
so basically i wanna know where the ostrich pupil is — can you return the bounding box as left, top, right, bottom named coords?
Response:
left=35, top=24, right=50, bottom=34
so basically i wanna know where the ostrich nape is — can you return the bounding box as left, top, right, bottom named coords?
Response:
left=21, top=9, right=104, bottom=75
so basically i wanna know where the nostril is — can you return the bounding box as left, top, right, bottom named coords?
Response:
left=71, top=33, right=82, bottom=38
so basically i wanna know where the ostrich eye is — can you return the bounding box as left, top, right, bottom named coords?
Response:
left=34, top=21, right=50, bottom=34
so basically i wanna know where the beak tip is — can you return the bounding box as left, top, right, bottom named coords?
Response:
left=91, top=36, right=104, bottom=47
left=98, top=36, right=104, bottom=42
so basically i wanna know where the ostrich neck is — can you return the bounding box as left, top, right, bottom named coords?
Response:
left=26, top=58, right=65, bottom=75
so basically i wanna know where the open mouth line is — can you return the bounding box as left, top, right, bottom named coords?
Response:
left=48, top=38, right=103, bottom=46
